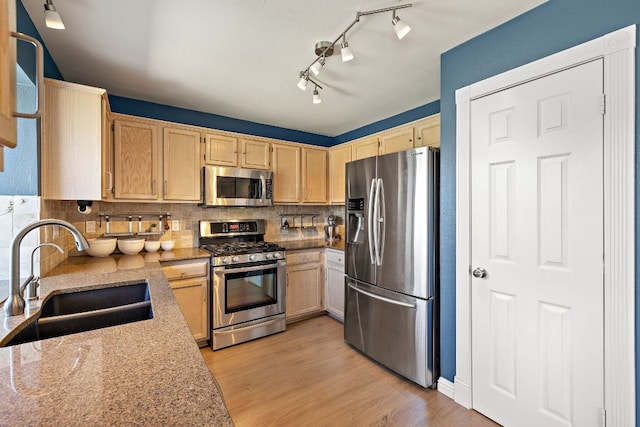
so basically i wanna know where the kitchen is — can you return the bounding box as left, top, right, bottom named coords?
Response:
left=1, top=0, right=639, bottom=425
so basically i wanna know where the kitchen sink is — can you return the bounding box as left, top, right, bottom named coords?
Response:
left=1, top=282, right=154, bottom=347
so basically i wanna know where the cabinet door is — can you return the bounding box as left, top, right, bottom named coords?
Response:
left=240, top=138, right=270, bottom=170
left=286, top=263, right=323, bottom=319
left=325, top=263, right=345, bottom=321
left=101, top=98, right=113, bottom=199
left=302, top=147, right=327, bottom=203
left=272, top=143, right=301, bottom=203
left=380, top=126, right=414, bottom=155
left=163, top=127, right=201, bottom=201
left=414, top=114, right=440, bottom=148
left=113, top=120, right=160, bottom=200
left=0, top=0, right=17, bottom=152
left=169, top=277, right=209, bottom=343
left=351, top=137, right=379, bottom=161
left=329, top=144, right=351, bottom=204
left=42, top=80, right=104, bottom=200
left=204, top=133, right=238, bottom=166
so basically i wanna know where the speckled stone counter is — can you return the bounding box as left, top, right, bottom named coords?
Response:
left=276, top=238, right=345, bottom=252
left=0, top=249, right=233, bottom=426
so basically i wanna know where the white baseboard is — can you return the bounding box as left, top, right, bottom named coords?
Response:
left=437, top=377, right=455, bottom=400
left=454, top=376, right=472, bottom=409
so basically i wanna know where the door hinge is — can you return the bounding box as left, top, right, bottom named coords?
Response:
left=600, top=408, right=606, bottom=427
left=600, top=94, right=606, bottom=115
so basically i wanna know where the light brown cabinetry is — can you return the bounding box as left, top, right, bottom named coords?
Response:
left=0, top=0, right=17, bottom=170
left=272, top=143, right=301, bottom=203
left=113, top=119, right=160, bottom=200
left=286, top=249, right=323, bottom=322
left=380, top=127, right=414, bottom=155
left=324, top=249, right=345, bottom=321
left=204, top=133, right=237, bottom=166
left=161, top=258, right=209, bottom=346
left=240, top=138, right=270, bottom=169
left=328, top=144, right=351, bottom=204
left=351, top=136, right=379, bottom=161
left=163, top=127, right=201, bottom=201
left=302, top=147, right=328, bottom=203
left=414, top=113, right=440, bottom=148
left=41, top=79, right=108, bottom=200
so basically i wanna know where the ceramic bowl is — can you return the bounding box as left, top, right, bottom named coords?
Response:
left=85, top=238, right=117, bottom=257
left=117, top=238, right=145, bottom=255
left=144, top=240, right=161, bottom=252
left=160, top=240, right=175, bottom=251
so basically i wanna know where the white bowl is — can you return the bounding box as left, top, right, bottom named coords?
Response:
left=117, top=238, right=145, bottom=255
left=144, top=240, right=161, bottom=252
left=160, top=240, right=175, bottom=251
left=85, top=238, right=117, bottom=257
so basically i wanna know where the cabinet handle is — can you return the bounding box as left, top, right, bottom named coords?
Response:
left=163, top=180, right=167, bottom=196
left=11, top=32, right=44, bottom=119
left=151, top=180, right=156, bottom=195
left=106, top=171, right=113, bottom=192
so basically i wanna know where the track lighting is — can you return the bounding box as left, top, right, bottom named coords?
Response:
left=313, top=87, right=322, bottom=104
left=340, top=35, right=354, bottom=62
left=44, top=0, right=65, bottom=30
left=296, top=4, right=412, bottom=104
left=392, top=10, right=411, bottom=40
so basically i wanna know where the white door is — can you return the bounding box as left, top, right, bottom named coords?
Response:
left=470, top=59, right=604, bottom=426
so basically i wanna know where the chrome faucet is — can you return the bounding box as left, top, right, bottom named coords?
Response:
left=4, top=219, right=90, bottom=317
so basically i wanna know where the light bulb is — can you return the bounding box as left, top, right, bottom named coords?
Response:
left=310, top=58, right=324, bottom=76
left=297, top=76, right=308, bottom=91
left=341, top=41, right=354, bottom=62
left=313, top=89, right=322, bottom=104
left=392, top=16, right=410, bottom=40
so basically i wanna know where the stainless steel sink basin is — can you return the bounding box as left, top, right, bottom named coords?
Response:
left=1, top=282, right=153, bottom=347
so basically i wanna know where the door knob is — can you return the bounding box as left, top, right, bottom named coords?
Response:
left=472, top=267, right=487, bottom=279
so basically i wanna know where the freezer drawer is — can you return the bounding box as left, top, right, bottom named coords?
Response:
left=344, top=278, right=433, bottom=388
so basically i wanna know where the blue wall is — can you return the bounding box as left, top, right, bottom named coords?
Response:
left=439, top=0, right=639, bottom=409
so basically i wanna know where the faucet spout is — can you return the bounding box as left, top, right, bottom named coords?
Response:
left=4, top=219, right=90, bottom=317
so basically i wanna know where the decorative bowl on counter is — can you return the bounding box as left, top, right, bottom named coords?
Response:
left=117, top=238, right=145, bottom=255
left=85, top=238, right=117, bottom=257
left=160, top=240, right=175, bottom=251
left=144, top=240, right=161, bottom=252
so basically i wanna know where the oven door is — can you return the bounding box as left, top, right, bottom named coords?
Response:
left=212, top=260, right=286, bottom=328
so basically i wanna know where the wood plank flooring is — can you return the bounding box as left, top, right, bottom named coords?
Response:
left=200, top=315, right=498, bottom=427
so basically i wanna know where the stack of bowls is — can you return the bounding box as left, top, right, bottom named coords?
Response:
left=117, top=238, right=145, bottom=255
left=161, top=240, right=175, bottom=251
left=85, top=238, right=117, bottom=257
left=144, top=240, right=161, bottom=252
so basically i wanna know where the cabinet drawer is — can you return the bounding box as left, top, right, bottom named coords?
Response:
left=287, top=250, right=321, bottom=265
left=161, top=259, right=209, bottom=280
left=325, top=250, right=344, bottom=265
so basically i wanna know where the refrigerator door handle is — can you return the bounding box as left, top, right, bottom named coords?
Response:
left=375, top=178, right=385, bottom=266
left=347, top=282, right=417, bottom=309
left=367, top=178, right=376, bottom=265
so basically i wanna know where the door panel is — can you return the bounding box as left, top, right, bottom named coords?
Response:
left=471, top=60, right=604, bottom=426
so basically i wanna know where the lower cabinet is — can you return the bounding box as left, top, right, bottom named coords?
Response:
left=286, top=249, right=323, bottom=323
left=161, top=258, right=209, bottom=347
left=324, top=249, right=345, bottom=322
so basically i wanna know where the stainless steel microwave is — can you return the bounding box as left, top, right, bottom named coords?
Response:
left=202, top=166, right=273, bottom=207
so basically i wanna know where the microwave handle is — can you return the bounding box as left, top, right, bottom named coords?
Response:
left=260, top=175, right=266, bottom=202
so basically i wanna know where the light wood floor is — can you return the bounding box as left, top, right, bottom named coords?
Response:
left=200, top=315, right=498, bottom=427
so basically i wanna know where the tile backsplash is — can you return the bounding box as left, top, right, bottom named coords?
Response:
left=0, top=196, right=41, bottom=282
left=39, top=200, right=345, bottom=276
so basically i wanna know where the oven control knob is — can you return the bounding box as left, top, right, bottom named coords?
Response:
left=273, top=252, right=282, bottom=259
left=222, top=257, right=230, bottom=264
left=265, top=253, right=273, bottom=260
left=232, top=256, right=240, bottom=263
left=249, top=254, right=257, bottom=261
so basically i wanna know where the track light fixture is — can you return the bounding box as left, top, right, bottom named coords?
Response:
left=296, top=3, right=412, bottom=104
left=44, top=0, right=65, bottom=30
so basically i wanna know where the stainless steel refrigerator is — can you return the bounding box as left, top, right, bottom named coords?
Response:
left=344, top=146, right=439, bottom=388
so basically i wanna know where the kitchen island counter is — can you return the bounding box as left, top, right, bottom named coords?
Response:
left=275, top=238, right=344, bottom=252
left=0, top=249, right=232, bottom=426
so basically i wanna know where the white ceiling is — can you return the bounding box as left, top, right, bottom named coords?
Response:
left=22, top=0, right=546, bottom=137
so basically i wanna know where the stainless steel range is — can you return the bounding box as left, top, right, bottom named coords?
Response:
left=199, top=219, right=286, bottom=350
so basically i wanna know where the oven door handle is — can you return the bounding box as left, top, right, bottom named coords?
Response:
left=214, top=262, right=282, bottom=275
left=216, top=317, right=283, bottom=334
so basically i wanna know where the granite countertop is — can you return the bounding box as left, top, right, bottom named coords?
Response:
left=0, top=248, right=233, bottom=425
left=276, top=238, right=345, bottom=252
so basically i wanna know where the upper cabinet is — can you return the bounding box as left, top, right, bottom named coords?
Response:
left=328, top=144, right=351, bottom=204
left=113, top=119, right=160, bottom=200
left=204, top=133, right=237, bottom=166
left=301, top=147, right=327, bottom=203
left=272, top=143, right=301, bottom=203
left=351, top=136, right=379, bottom=161
left=0, top=0, right=17, bottom=170
left=163, top=127, right=201, bottom=201
left=240, top=138, right=270, bottom=170
left=41, top=79, right=108, bottom=200
left=380, top=127, right=414, bottom=155
left=414, top=113, right=440, bottom=148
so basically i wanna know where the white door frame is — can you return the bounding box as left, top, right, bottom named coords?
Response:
left=453, top=25, right=636, bottom=426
